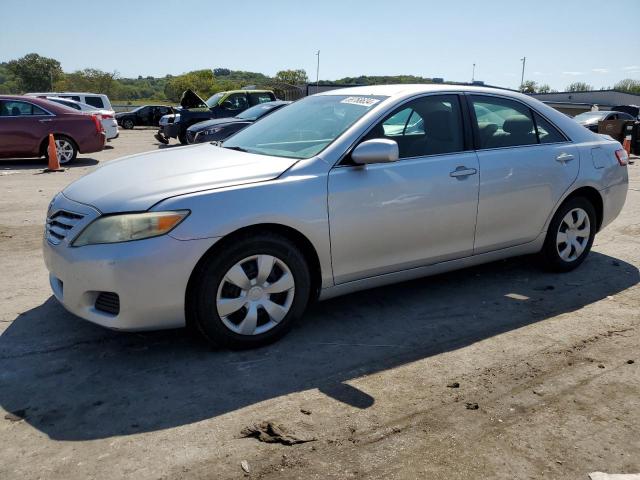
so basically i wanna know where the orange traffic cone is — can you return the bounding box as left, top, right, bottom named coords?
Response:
left=622, top=133, right=632, bottom=156
left=44, top=134, right=64, bottom=172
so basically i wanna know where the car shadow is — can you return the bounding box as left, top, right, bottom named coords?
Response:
left=0, top=252, right=637, bottom=441
left=0, top=157, right=99, bottom=171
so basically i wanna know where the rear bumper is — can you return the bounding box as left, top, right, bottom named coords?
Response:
left=78, top=133, right=106, bottom=154
left=600, top=173, right=629, bottom=230
left=43, top=234, right=217, bottom=331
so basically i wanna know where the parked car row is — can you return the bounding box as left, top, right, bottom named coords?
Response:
left=155, top=88, right=277, bottom=144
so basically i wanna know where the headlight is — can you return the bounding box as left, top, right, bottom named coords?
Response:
left=205, top=127, right=224, bottom=134
left=173, top=113, right=181, bottom=123
left=72, top=211, right=189, bottom=246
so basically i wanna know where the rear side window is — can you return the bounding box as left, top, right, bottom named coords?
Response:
left=249, top=92, right=275, bottom=105
left=85, top=96, right=104, bottom=108
left=533, top=112, right=565, bottom=144
left=471, top=96, right=537, bottom=148
left=61, top=95, right=81, bottom=102
left=364, top=94, right=464, bottom=158
left=0, top=101, right=48, bottom=116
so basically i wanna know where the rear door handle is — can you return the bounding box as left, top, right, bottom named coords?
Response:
left=450, top=166, right=478, bottom=178
left=555, top=152, right=574, bottom=163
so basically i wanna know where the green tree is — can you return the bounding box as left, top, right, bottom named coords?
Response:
left=566, top=82, right=593, bottom=92
left=613, top=78, right=640, bottom=93
left=519, top=80, right=538, bottom=93
left=537, top=84, right=552, bottom=93
left=6, top=53, right=63, bottom=92
left=275, top=69, right=309, bottom=85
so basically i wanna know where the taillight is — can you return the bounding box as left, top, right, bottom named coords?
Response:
left=101, top=113, right=113, bottom=119
left=615, top=149, right=629, bottom=166
left=90, top=114, right=104, bottom=133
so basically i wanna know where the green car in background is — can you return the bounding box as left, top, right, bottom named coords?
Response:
left=156, top=88, right=276, bottom=144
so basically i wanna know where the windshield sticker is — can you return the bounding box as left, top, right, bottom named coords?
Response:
left=340, top=97, right=381, bottom=107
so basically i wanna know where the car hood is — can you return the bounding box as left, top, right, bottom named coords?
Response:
left=180, top=89, right=208, bottom=109
left=62, top=145, right=297, bottom=213
left=187, top=117, right=246, bottom=132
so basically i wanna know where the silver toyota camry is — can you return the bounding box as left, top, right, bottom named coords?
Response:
left=43, top=85, right=629, bottom=348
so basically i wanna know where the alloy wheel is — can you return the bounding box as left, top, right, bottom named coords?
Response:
left=216, top=254, right=295, bottom=335
left=556, top=207, right=591, bottom=262
left=55, top=139, right=75, bottom=164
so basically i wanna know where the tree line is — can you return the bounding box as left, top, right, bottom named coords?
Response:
left=1, top=53, right=638, bottom=103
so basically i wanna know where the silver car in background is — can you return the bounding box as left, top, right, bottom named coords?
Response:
left=43, top=85, right=629, bottom=348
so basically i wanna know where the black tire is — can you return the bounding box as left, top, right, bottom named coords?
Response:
left=189, top=233, right=311, bottom=349
left=540, top=196, right=597, bottom=272
left=122, top=118, right=135, bottom=129
left=178, top=131, right=189, bottom=145
left=43, top=135, right=78, bottom=165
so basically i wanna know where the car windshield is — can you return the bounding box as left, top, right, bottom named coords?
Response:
left=205, top=93, right=224, bottom=109
left=574, top=112, right=607, bottom=121
left=236, top=103, right=281, bottom=121
left=223, top=95, right=386, bottom=159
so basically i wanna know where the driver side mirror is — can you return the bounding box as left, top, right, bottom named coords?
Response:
left=351, top=139, right=399, bottom=165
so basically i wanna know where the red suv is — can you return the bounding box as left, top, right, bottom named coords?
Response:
left=0, top=95, right=105, bottom=164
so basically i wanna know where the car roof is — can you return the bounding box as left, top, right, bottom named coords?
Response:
left=225, top=89, right=274, bottom=94
left=27, top=92, right=108, bottom=96
left=317, top=83, right=519, bottom=98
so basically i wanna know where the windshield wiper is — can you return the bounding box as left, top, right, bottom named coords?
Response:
left=223, top=146, right=248, bottom=152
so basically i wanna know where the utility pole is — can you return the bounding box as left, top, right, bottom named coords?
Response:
left=520, top=57, right=526, bottom=90
left=472, top=63, right=476, bottom=83
left=315, top=50, right=320, bottom=92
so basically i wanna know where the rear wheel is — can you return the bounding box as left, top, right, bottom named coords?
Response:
left=190, top=234, right=311, bottom=349
left=122, top=118, right=134, bottom=129
left=540, top=197, right=596, bottom=272
left=44, top=135, right=78, bottom=165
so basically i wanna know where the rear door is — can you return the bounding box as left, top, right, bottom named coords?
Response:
left=468, top=94, right=579, bottom=253
left=0, top=100, right=52, bottom=157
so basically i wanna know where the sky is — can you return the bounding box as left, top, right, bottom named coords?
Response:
left=1, top=0, right=639, bottom=91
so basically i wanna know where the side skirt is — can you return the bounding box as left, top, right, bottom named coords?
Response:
left=318, top=234, right=545, bottom=301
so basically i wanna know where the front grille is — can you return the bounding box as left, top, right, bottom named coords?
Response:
left=95, top=292, right=120, bottom=315
left=46, top=210, right=84, bottom=245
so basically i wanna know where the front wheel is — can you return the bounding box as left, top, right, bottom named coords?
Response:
left=190, top=234, right=311, bottom=349
left=122, top=119, right=134, bottom=129
left=540, top=197, right=596, bottom=272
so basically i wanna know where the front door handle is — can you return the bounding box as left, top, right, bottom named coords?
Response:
left=555, top=152, right=575, bottom=163
left=450, top=166, right=478, bottom=178
left=39, top=118, right=53, bottom=123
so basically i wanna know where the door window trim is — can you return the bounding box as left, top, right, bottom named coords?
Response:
left=464, top=92, right=570, bottom=152
left=335, top=92, right=471, bottom=168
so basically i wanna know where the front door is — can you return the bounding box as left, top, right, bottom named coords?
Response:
left=468, top=94, right=580, bottom=253
left=328, top=94, right=480, bottom=284
left=0, top=100, right=51, bottom=157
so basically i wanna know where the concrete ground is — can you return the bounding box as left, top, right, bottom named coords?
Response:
left=0, top=130, right=638, bottom=480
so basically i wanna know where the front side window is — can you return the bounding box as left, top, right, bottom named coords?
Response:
left=223, top=93, right=249, bottom=110
left=363, top=94, right=464, bottom=158
left=471, top=96, right=537, bottom=148
left=223, top=94, right=386, bottom=159
left=85, top=96, right=104, bottom=108
left=0, top=101, right=47, bottom=116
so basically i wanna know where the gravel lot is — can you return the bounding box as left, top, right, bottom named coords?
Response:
left=1, top=129, right=638, bottom=479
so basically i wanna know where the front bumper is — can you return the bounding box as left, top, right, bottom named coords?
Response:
left=42, top=195, right=217, bottom=331
left=160, top=122, right=180, bottom=139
